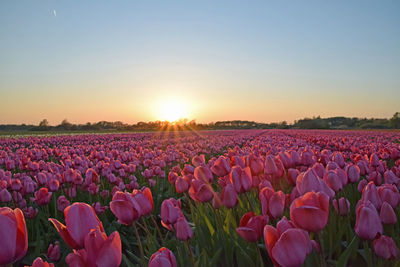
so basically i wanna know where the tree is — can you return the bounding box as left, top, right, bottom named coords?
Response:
left=59, top=119, right=72, bottom=130
left=390, top=112, right=400, bottom=128
left=38, top=119, right=49, bottom=128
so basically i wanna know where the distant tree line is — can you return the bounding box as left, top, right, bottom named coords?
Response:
left=293, top=113, right=400, bottom=129
left=1, top=113, right=399, bottom=133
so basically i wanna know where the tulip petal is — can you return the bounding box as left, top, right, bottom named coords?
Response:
left=236, top=227, right=258, bottom=242
left=0, top=213, right=17, bottom=265
left=14, top=208, right=28, bottom=261
left=291, top=206, right=328, bottom=232
left=96, top=231, right=122, bottom=267
left=272, top=229, right=309, bottom=267
left=49, top=218, right=80, bottom=249
left=110, top=199, right=138, bottom=225
left=65, top=203, right=103, bottom=247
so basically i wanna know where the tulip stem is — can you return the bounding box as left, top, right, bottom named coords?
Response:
left=185, top=240, right=196, bottom=267
left=133, top=222, right=145, bottom=265
left=151, top=214, right=163, bottom=241
left=317, top=232, right=327, bottom=267
left=363, top=241, right=373, bottom=267
left=244, top=192, right=255, bottom=211
left=136, top=221, right=147, bottom=233
left=256, top=244, right=263, bottom=266
left=141, top=217, right=151, bottom=235
left=53, top=194, right=57, bottom=217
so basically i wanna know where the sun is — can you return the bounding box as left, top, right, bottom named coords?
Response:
left=158, top=100, right=186, bottom=122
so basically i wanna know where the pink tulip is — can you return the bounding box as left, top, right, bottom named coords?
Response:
left=66, top=227, right=122, bottom=267
left=236, top=211, right=268, bottom=242
left=92, top=202, right=108, bottom=215
left=47, top=241, right=61, bottom=262
left=383, top=170, right=399, bottom=185
left=161, top=198, right=182, bottom=225
left=31, top=257, right=55, bottom=267
left=264, top=155, right=278, bottom=176
left=194, top=164, right=213, bottom=183
left=323, top=170, right=342, bottom=192
left=260, top=187, right=285, bottom=219
left=85, top=227, right=122, bottom=266
left=192, top=155, right=205, bottom=167
left=175, top=176, right=189, bottom=193
left=11, top=179, right=22, bottom=191
left=149, top=247, right=177, bottom=267
left=380, top=201, right=397, bottom=224
left=0, top=207, right=28, bottom=265
left=278, top=152, right=294, bottom=169
left=188, top=179, right=214, bottom=203
left=312, top=163, right=325, bottom=178
left=0, top=188, right=12, bottom=202
left=289, top=150, right=301, bottom=166
left=149, top=179, right=156, bottom=187
left=286, top=168, right=299, bottom=186
left=377, top=184, right=399, bottom=208
left=264, top=218, right=312, bottom=267
left=211, top=156, right=231, bottom=177
left=373, top=235, right=400, bottom=260
left=230, top=166, right=252, bottom=193
left=358, top=179, right=368, bottom=192
left=35, top=187, right=52, bottom=206
left=296, top=169, right=334, bottom=199
left=248, top=155, right=264, bottom=175
left=355, top=200, right=382, bottom=240
left=333, top=152, right=345, bottom=168
left=333, top=197, right=350, bottom=216
left=290, top=191, right=329, bottom=232
left=57, top=195, right=70, bottom=212
left=174, top=216, right=193, bottom=241
left=22, top=206, right=38, bottom=219
left=212, top=193, right=222, bottom=209
left=368, top=171, right=383, bottom=185
left=221, top=183, right=238, bottom=208
left=260, top=187, right=274, bottom=215
left=370, top=153, right=380, bottom=167
left=47, top=179, right=59, bottom=192
left=85, top=168, right=99, bottom=183
left=49, top=202, right=104, bottom=249
left=109, top=191, right=142, bottom=225
left=361, top=181, right=381, bottom=209
left=168, top=171, right=179, bottom=185
left=347, top=164, right=360, bottom=183
left=132, top=187, right=154, bottom=216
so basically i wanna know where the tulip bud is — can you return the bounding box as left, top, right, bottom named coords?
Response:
left=31, top=257, right=55, bottom=267
left=380, top=202, right=397, bottom=224
left=47, top=241, right=61, bottom=262
left=355, top=200, right=382, bottom=240
left=149, top=247, right=177, bottom=267
left=174, top=216, right=193, bottom=241
left=333, top=197, right=350, bottom=216
left=35, top=187, right=52, bottom=206
left=373, top=235, right=400, bottom=260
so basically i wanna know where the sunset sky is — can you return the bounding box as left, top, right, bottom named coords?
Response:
left=1, top=1, right=399, bottom=125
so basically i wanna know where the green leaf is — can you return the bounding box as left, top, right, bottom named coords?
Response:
left=209, top=247, right=223, bottom=266
left=122, top=254, right=136, bottom=267
left=336, top=235, right=359, bottom=267
left=202, top=213, right=215, bottom=236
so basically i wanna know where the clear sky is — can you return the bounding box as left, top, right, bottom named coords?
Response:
left=1, top=1, right=399, bottom=125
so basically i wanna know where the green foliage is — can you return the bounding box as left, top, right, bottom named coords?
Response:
left=2, top=113, right=400, bottom=134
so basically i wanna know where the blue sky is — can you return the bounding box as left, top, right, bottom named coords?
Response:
left=0, top=1, right=399, bottom=124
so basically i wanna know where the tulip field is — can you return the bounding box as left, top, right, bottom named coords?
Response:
left=1, top=129, right=400, bottom=267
